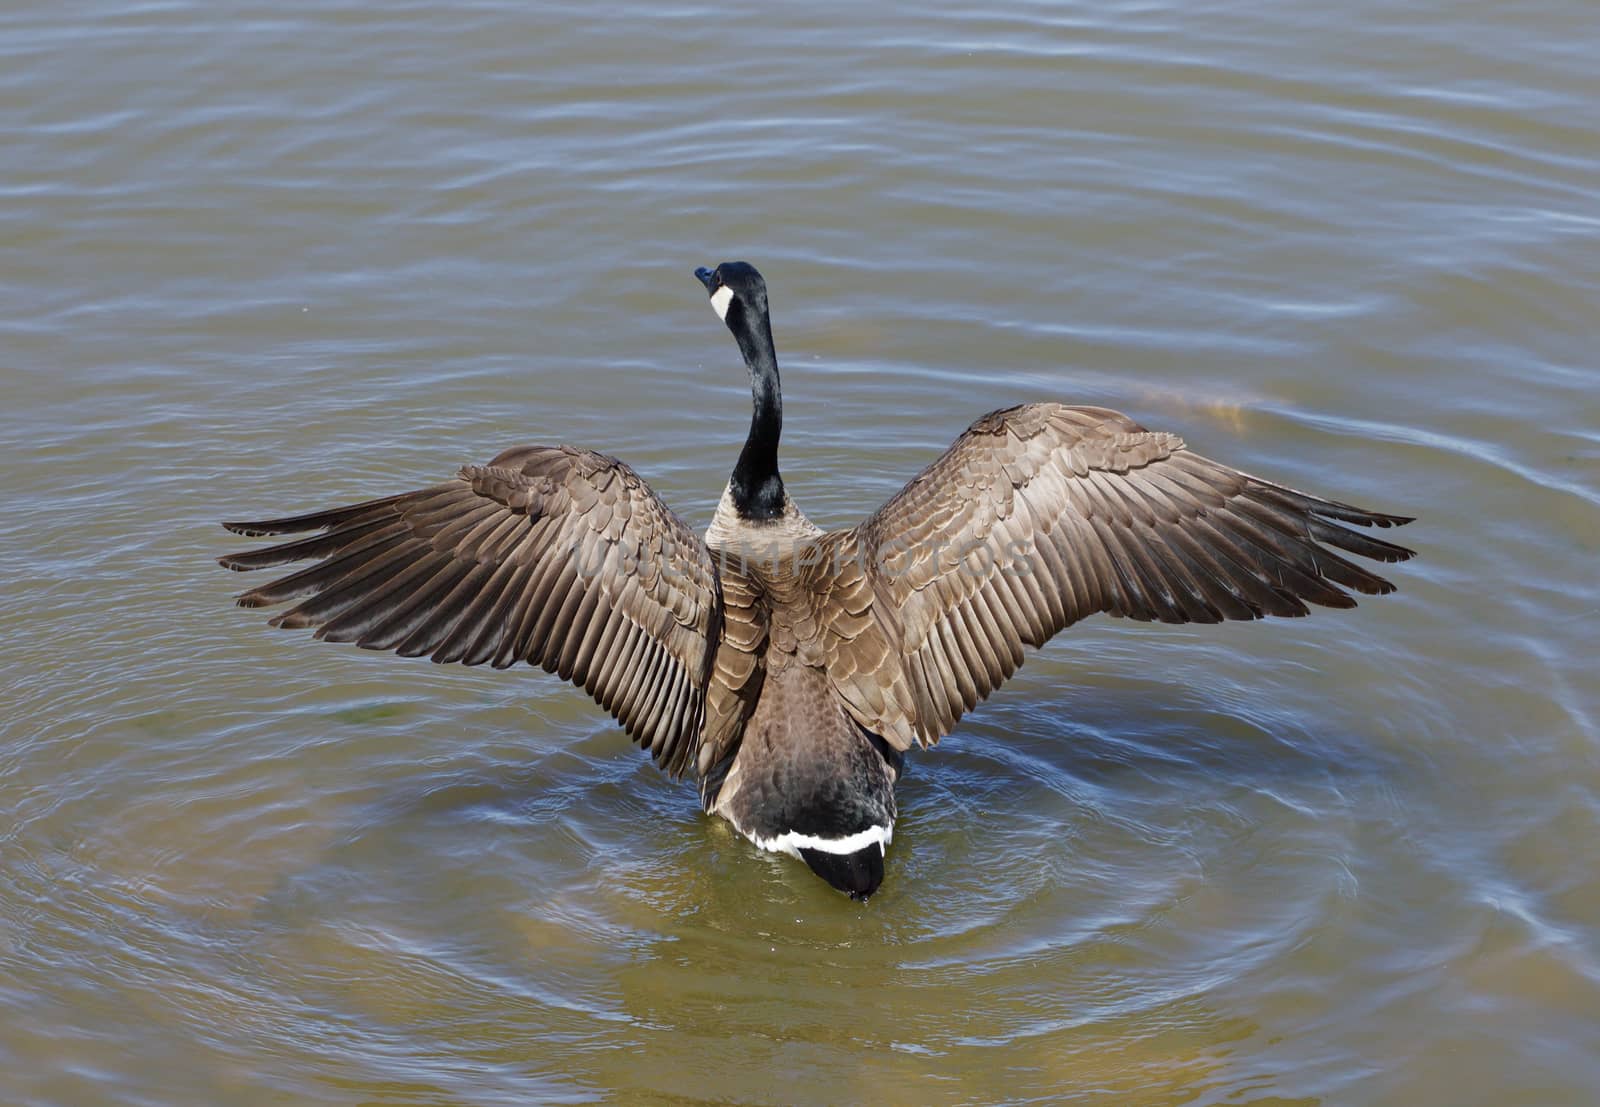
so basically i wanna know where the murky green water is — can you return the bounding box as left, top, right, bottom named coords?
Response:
left=3, top=2, right=1598, bottom=1103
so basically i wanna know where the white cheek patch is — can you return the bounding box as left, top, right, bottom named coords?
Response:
left=709, top=285, right=734, bottom=320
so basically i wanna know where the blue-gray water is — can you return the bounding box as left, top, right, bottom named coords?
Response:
left=3, top=2, right=1598, bottom=1104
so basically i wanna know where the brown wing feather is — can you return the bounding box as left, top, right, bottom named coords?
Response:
left=821, top=403, right=1415, bottom=748
left=695, top=565, right=769, bottom=806
left=220, top=445, right=725, bottom=777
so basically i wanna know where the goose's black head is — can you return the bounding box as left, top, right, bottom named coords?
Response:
left=695, top=261, right=769, bottom=336
left=694, top=261, right=777, bottom=387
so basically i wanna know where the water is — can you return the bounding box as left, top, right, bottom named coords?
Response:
left=3, top=1, right=1598, bottom=1103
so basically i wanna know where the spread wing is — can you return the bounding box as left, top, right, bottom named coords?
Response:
left=820, top=403, right=1415, bottom=748
left=220, top=445, right=722, bottom=776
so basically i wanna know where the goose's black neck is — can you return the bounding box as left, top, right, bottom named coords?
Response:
left=729, top=307, right=786, bottom=522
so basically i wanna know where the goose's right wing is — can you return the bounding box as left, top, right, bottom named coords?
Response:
left=817, top=403, right=1414, bottom=749
left=219, top=445, right=722, bottom=777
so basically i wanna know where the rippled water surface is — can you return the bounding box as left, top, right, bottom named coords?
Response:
left=4, top=2, right=1598, bottom=1104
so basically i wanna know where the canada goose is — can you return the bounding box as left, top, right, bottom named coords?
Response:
left=220, top=261, right=1414, bottom=900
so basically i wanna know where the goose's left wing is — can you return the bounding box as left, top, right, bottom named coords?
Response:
left=220, top=445, right=722, bottom=776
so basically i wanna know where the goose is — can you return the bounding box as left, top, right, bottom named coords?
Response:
left=220, top=261, right=1415, bottom=900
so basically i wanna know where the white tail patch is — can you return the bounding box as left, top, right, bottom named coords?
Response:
left=709, top=285, right=734, bottom=320
left=751, top=824, right=892, bottom=859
